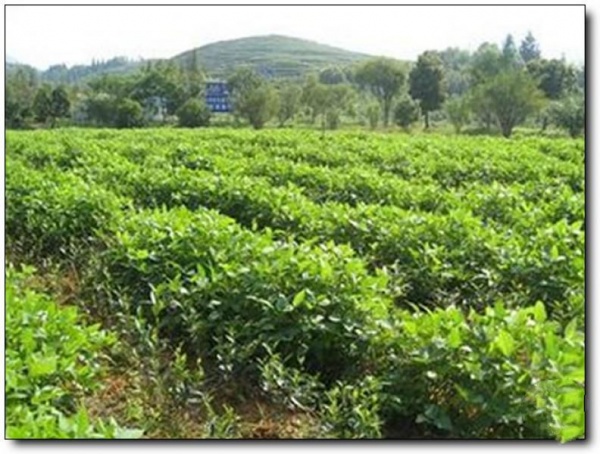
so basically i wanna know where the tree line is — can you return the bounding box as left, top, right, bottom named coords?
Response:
left=5, top=32, right=584, bottom=138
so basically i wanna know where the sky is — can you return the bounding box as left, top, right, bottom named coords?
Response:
left=5, top=4, right=585, bottom=70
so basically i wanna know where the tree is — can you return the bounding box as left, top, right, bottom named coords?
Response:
left=300, top=79, right=353, bottom=132
left=300, top=74, right=323, bottom=124
left=409, top=51, right=446, bottom=129
left=527, top=58, right=577, bottom=100
left=439, top=47, right=472, bottom=71
left=438, top=48, right=472, bottom=96
left=526, top=58, right=578, bottom=132
left=470, top=43, right=504, bottom=86
left=33, top=85, right=53, bottom=123
left=88, top=73, right=135, bottom=98
left=6, top=65, right=39, bottom=128
left=321, top=84, right=354, bottom=130
left=242, top=86, right=279, bottom=130
left=476, top=70, right=545, bottom=137
left=444, top=96, right=471, bottom=133
left=115, top=98, right=144, bottom=128
left=277, top=84, right=302, bottom=127
left=394, top=96, right=420, bottom=130
left=130, top=61, right=186, bottom=115
left=319, top=66, right=347, bottom=85
left=468, top=85, right=495, bottom=131
left=355, top=58, right=406, bottom=127
left=519, top=31, right=541, bottom=63
left=83, top=93, right=119, bottom=126
left=365, top=103, right=380, bottom=130
left=551, top=95, right=584, bottom=138
left=228, top=68, right=278, bottom=129
left=49, top=86, right=70, bottom=126
left=501, top=34, right=523, bottom=69
left=575, top=65, right=585, bottom=92
left=176, top=98, right=211, bottom=128
left=181, top=50, right=205, bottom=99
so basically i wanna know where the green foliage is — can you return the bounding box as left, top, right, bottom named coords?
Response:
left=5, top=265, right=142, bottom=439
left=470, top=42, right=505, bottom=86
left=5, top=128, right=584, bottom=440
left=394, top=96, right=420, bottom=130
left=115, top=98, right=144, bottom=128
left=5, top=159, right=125, bottom=262
left=173, top=35, right=369, bottom=80
left=472, top=70, right=546, bottom=137
left=382, top=303, right=584, bottom=440
left=102, top=205, right=390, bottom=382
left=319, top=66, right=347, bottom=85
left=130, top=61, right=186, bottom=114
left=176, top=98, right=212, bottom=128
left=50, top=86, right=71, bottom=123
left=277, top=84, right=302, bottom=127
left=438, top=47, right=472, bottom=97
left=320, top=376, right=383, bottom=438
left=520, top=31, right=541, bottom=63
left=501, top=34, right=524, bottom=69
left=355, top=58, right=406, bottom=126
left=365, top=102, right=380, bottom=130
left=409, top=51, right=447, bottom=128
left=244, top=84, right=279, bottom=129
left=81, top=92, right=119, bottom=127
left=228, top=68, right=279, bottom=129
left=444, top=96, right=471, bottom=133
left=551, top=95, right=585, bottom=138
left=259, top=352, right=323, bottom=411
left=548, top=319, right=585, bottom=442
left=88, top=73, right=137, bottom=99
left=33, top=85, right=53, bottom=123
left=33, top=85, right=71, bottom=126
left=527, top=59, right=577, bottom=100
left=5, top=65, right=39, bottom=128
left=301, top=77, right=354, bottom=131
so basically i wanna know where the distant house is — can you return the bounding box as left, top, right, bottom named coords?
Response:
left=205, top=81, right=231, bottom=113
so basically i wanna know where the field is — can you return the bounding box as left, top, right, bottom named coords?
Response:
left=5, top=128, right=585, bottom=439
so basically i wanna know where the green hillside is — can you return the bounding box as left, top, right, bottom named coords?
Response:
left=7, top=35, right=379, bottom=85
left=172, top=34, right=373, bottom=79
left=6, top=58, right=146, bottom=85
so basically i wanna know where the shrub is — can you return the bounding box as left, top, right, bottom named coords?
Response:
left=5, top=265, right=142, bottom=439
left=101, top=206, right=391, bottom=383
left=381, top=303, right=584, bottom=440
left=394, top=97, right=420, bottom=130
left=176, top=98, right=212, bottom=128
left=5, top=161, right=125, bottom=262
left=115, top=98, right=144, bottom=129
left=551, top=95, right=585, bottom=138
left=444, top=96, right=471, bottom=133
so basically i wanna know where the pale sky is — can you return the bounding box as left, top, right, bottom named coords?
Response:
left=5, top=4, right=585, bottom=70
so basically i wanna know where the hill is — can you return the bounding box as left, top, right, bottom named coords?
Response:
left=6, top=57, right=146, bottom=85
left=7, top=35, right=379, bottom=85
left=172, top=34, right=373, bottom=79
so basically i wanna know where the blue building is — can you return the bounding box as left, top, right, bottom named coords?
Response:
left=205, top=81, right=231, bottom=113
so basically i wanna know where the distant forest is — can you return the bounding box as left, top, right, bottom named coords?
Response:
left=5, top=33, right=584, bottom=138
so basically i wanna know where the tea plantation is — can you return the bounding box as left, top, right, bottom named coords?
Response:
left=5, top=128, right=585, bottom=439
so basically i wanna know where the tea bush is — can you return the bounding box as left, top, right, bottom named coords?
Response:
left=381, top=303, right=584, bottom=439
left=5, top=265, right=143, bottom=439
left=5, top=128, right=584, bottom=440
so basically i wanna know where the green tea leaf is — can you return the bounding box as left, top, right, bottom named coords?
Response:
left=29, top=355, right=57, bottom=377
left=495, top=330, right=515, bottom=356
left=292, top=289, right=307, bottom=308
